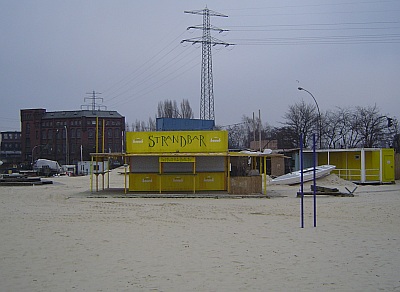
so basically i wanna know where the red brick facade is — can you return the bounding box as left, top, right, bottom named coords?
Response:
left=20, top=109, right=125, bottom=166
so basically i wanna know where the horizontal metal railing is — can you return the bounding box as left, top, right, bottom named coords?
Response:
left=333, top=168, right=380, bottom=182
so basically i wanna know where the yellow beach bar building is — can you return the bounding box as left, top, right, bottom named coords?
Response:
left=91, top=130, right=280, bottom=194
left=126, top=130, right=229, bottom=193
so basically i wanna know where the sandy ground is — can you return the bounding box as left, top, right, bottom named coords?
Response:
left=0, top=170, right=399, bottom=292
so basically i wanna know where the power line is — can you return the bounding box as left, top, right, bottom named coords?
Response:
left=229, top=33, right=400, bottom=46
left=109, top=50, right=205, bottom=108
left=223, top=0, right=399, bottom=11
left=226, top=21, right=400, bottom=28
left=102, top=30, right=188, bottom=99
left=106, top=44, right=197, bottom=103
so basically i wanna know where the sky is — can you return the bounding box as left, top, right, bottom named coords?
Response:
left=1, top=0, right=400, bottom=132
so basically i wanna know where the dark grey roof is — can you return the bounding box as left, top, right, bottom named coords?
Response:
left=42, top=110, right=124, bottom=119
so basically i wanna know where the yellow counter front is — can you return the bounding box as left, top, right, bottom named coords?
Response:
left=129, top=172, right=226, bottom=192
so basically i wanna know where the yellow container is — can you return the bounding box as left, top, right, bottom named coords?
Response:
left=317, top=148, right=395, bottom=183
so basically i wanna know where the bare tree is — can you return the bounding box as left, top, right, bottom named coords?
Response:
left=305, top=104, right=392, bottom=149
left=157, top=100, right=179, bottom=118
left=323, top=107, right=361, bottom=148
left=282, top=100, right=318, bottom=148
left=180, top=99, right=194, bottom=119
left=270, top=126, right=298, bottom=149
left=148, top=116, right=156, bottom=131
left=226, top=123, right=246, bottom=149
left=132, top=120, right=145, bottom=132
left=222, top=115, right=274, bottom=149
left=354, top=104, right=386, bottom=147
left=157, top=99, right=194, bottom=119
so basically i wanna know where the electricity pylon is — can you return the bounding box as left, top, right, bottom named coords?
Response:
left=81, top=91, right=106, bottom=112
left=182, top=7, right=234, bottom=121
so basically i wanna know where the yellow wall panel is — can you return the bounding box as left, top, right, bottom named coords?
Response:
left=196, top=172, right=226, bottom=191
left=160, top=174, right=195, bottom=191
left=129, top=172, right=227, bottom=192
left=129, top=173, right=159, bottom=192
left=126, top=131, right=228, bottom=153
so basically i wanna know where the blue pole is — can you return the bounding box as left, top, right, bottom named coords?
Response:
left=300, top=134, right=304, bottom=228
left=313, top=133, right=317, bottom=227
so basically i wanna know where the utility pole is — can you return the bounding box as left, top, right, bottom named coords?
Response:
left=182, top=7, right=234, bottom=121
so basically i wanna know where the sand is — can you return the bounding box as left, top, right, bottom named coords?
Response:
left=0, top=171, right=399, bottom=291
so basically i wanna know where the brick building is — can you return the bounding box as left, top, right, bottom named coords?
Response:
left=0, top=131, right=22, bottom=169
left=20, top=109, right=125, bottom=166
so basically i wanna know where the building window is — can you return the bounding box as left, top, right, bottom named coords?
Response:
left=77, top=129, right=81, bottom=139
left=107, top=128, right=112, bottom=138
left=71, top=128, right=76, bottom=138
left=114, top=128, right=119, bottom=138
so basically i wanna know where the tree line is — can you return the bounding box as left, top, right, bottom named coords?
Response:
left=126, top=99, right=399, bottom=152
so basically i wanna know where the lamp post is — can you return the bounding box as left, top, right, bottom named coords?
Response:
left=31, top=145, right=42, bottom=165
left=64, top=125, right=68, bottom=165
left=298, top=87, right=322, bottom=148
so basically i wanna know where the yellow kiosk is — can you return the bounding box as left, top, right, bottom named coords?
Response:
left=126, top=130, right=229, bottom=193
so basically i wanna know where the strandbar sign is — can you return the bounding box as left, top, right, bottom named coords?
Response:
left=126, top=131, right=228, bottom=153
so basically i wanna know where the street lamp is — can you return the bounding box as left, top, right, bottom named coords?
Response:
left=64, top=125, right=69, bottom=165
left=298, top=87, right=322, bottom=148
left=31, top=145, right=42, bottom=165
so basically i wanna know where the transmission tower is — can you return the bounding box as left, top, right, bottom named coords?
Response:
left=182, top=7, right=234, bottom=121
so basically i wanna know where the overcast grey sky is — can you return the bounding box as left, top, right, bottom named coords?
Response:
left=1, top=0, right=399, bottom=132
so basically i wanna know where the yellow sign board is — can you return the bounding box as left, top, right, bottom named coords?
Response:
left=126, top=131, right=228, bottom=153
left=159, top=157, right=195, bottom=163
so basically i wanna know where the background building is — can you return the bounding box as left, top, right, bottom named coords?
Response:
left=20, top=109, right=125, bottom=167
left=0, top=131, right=22, bottom=169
